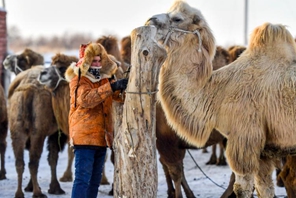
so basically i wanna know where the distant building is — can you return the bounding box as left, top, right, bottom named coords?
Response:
left=0, top=4, right=8, bottom=94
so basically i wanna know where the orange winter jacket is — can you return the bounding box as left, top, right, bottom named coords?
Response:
left=68, top=76, right=123, bottom=147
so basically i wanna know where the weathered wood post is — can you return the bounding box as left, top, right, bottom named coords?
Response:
left=113, top=25, right=167, bottom=197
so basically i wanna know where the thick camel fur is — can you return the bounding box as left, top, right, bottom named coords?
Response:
left=120, top=35, right=230, bottom=198
left=5, top=49, right=69, bottom=197
left=8, top=66, right=66, bottom=198
left=0, top=84, right=8, bottom=180
left=146, top=1, right=296, bottom=198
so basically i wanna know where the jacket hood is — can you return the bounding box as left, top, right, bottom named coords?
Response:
left=65, top=42, right=118, bottom=82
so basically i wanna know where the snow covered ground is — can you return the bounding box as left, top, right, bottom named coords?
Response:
left=0, top=131, right=288, bottom=198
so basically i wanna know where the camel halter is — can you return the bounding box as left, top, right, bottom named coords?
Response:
left=12, top=56, right=24, bottom=74
left=42, top=66, right=67, bottom=92
left=163, top=27, right=202, bottom=52
left=52, top=66, right=68, bottom=91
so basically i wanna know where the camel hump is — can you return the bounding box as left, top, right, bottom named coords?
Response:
left=248, top=23, right=296, bottom=60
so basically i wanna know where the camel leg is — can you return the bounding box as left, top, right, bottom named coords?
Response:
left=254, top=158, right=275, bottom=198
left=12, top=132, right=27, bottom=198
left=100, top=152, right=110, bottom=185
left=59, top=144, right=74, bottom=182
left=108, top=149, right=115, bottom=196
left=170, top=165, right=184, bottom=198
left=220, top=172, right=236, bottom=198
left=159, top=158, right=176, bottom=198
left=47, top=132, right=65, bottom=194
left=233, top=173, right=254, bottom=198
left=181, top=168, right=196, bottom=198
left=28, top=135, right=48, bottom=198
left=217, top=142, right=227, bottom=166
left=0, top=121, right=7, bottom=180
left=202, top=147, right=208, bottom=153
left=206, top=144, right=217, bottom=165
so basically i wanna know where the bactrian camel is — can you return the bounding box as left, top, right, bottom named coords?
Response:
left=146, top=1, right=295, bottom=197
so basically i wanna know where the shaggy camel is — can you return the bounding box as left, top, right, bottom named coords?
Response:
left=0, top=84, right=8, bottom=180
left=120, top=35, right=231, bottom=198
left=4, top=48, right=76, bottom=183
left=146, top=1, right=296, bottom=198
left=4, top=49, right=74, bottom=197
left=7, top=66, right=66, bottom=198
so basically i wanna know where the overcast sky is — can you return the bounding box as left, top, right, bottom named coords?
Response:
left=4, top=0, right=296, bottom=47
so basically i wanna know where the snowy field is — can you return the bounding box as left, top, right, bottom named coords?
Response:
left=0, top=131, right=288, bottom=198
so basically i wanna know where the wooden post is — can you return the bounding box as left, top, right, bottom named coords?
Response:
left=113, top=26, right=167, bottom=197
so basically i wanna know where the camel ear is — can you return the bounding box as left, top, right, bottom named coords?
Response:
left=25, top=55, right=31, bottom=65
left=193, top=15, right=202, bottom=25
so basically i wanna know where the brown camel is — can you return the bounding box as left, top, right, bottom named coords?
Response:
left=4, top=48, right=77, bottom=183
left=0, top=84, right=8, bottom=180
left=5, top=49, right=70, bottom=197
left=8, top=66, right=65, bottom=198
left=227, top=45, right=247, bottom=63
left=146, top=1, right=295, bottom=198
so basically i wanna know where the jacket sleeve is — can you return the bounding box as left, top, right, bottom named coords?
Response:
left=76, top=78, right=113, bottom=108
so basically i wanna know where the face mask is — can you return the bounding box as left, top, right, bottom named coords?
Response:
left=88, top=67, right=101, bottom=79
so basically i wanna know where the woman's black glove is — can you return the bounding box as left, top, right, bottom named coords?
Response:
left=111, top=78, right=128, bottom=92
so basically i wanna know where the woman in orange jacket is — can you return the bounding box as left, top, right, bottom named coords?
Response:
left=65, top=42, right=128, bottom=198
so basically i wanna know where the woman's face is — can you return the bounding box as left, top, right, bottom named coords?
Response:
left=91, top=56, right=101, bottom=67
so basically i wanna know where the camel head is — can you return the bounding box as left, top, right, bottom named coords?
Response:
left=212, top=46, right=230, bottom=70
left=3, top=48, right=44, bottom=75
left=145, top=0, right=215, bottom=57
left=38, top=53, right=78, bottom=91
left=96, top=35, right=128, bottom=79
left=227, top=45, right=246, bottom=63
left=120, top=36, right=132, bottom=65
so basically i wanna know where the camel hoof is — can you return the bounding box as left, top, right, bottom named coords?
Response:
left=206, top=157, right=217, bottom=165
left=216, top=160, right=227, bottom=166
left=108, top=189, right=114, bottom=196
left=276, top=179, right=285, bottom=187
left=24, top=186, right=34, bottom=192
left=32, top=193, right=48, bottom=198
left=14, top=191, right=25, bottom=198
left=0, top=173, right=6, bottom=180
left=48, top=187, right=65, bottom=195
left=59, top=175, right=73, bottom=182
left=100, top=178, right=110, bottom=185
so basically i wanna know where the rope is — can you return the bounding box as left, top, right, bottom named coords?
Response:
left=163, top=27, right=202, bottom=52
left=186, top=149, right=226, bottom=190
left=125, top=90, right=158, bottom=96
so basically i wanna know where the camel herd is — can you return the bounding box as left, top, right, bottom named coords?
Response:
left=1, top=1, right=296, bottom=198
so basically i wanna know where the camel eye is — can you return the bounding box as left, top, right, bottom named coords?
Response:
left=172, top=17, right=182, bottom=23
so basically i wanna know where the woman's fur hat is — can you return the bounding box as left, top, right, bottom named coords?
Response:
left=65, top=42, right=118, bottom=81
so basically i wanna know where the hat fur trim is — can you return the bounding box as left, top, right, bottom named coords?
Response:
left=65, top=43, right=118, bottom=82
